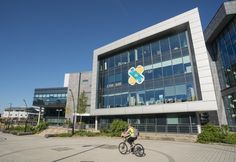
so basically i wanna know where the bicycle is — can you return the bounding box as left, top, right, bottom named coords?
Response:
left=118, top=136, right=145, bottom=157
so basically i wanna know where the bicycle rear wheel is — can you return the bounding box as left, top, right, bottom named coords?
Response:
left=133, top=144, right=145, bottom=157
left=118, top=142, right=128, bottom=154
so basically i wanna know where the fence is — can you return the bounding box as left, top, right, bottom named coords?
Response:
left=78, top=123, right=198, bottom=134
left=45, top=117, right=65, bottom=125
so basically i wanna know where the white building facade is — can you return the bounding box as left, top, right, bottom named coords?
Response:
left=90, top=8, right=218, bottom=133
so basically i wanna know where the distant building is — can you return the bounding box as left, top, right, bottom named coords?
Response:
left=33, top=87, right=67, bottom=124
left=32, top=71, right=92, bottom=125
left=2, top=107, right=38, bottom=119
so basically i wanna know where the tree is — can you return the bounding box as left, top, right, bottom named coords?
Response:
left=77, top=91, right=88, bottom=123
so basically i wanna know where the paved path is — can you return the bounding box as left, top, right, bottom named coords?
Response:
left=0, top=132, right=235, bottom=162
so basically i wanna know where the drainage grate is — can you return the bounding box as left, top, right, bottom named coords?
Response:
left=52, top=147, right=73, bottom=152
left=99, top=144, right=117, bottom=150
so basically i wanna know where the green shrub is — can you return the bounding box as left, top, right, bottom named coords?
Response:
left=223, top=133, right=236, bottom=144
left=35, top=122, right=48, bottom=133
left=197, top=124, right=224, bottom=143
left=109, top=119, right=128, bottom=137
left=7, top=125, right=35, bottom=133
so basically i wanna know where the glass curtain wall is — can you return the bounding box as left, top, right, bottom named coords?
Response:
left=33, top=92, right=67, bottom=106
left=213, top=17, right=236, bottom=89
left=213, top=17, right=236, bottom=126
left=98, top=31, right=197, bottom=109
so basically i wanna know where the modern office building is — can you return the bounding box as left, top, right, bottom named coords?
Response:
left=32, top=72, right=92, bottom=125
left=33, top=87, right=68, bottom=124
left=91, top=8, right=218, bottom=133
left=205, top=0, right=236, bottom=127
left=64, top=71, right=93, bottom=123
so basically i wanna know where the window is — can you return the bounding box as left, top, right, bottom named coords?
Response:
left=115, top=95, right=122, bottom=107
left=144, top=70, right=153, bottom=80
left=129, top=93, right=136, bottom=106
left=167, top=114, right=178, bottom=124
left=143, top=44, right=151, bottom=58
left=187, top=82, right=195, bottom=101
left=109, top=96, right=115, bottom=108
left=129, top=50, right=135, bottom=62
left=175, top=84, right=187, bottom=102
left=108, top=75, right=115, bottom=83
left=179, top=32, right=188, bottom=48
left=151, top=40, right=161, bottom=56
left=160, top=38, right=170, bottom=54
left=153, top=68, right=162, bottom=79
left=108, top=56, right=115, bottom=68
left=136, top=47, right=143, bottom=61
left=115, top=54, right=121, bottom=67
left=165, top=86, right=175, bottom=103
left=121, top=94, right=128, bottom=107
left=146, top=90, right=155, bottom=105
left=115, top=73, right=122, bottom=83
left=137, top=92, right=145, bottom=105
left=170, top=34, right=180, bottom=50
left=104, top=96, right=109, bottom=108
left=97, top=30, right=196, bottom=109
left=121, top=52, right=128, bottom=65
left=163, top=66, right=173, bottom=76
left=173, top=64, right=184, bottom=75
left=155, top=89, right=164, bottom=103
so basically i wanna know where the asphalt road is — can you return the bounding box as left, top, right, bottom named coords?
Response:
left=0, top=132, right=235, bottom=162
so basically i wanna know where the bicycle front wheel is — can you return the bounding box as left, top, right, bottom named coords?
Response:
left=118, top=142, right=128, bottom=154
left=134, top=144, right=145, bottom=157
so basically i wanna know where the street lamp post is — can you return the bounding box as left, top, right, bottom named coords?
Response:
left=69, top=89, right=76, bottom=135
left=56, top=109, right=62, bottom=126
left=23, top=99, right=28, bottom=132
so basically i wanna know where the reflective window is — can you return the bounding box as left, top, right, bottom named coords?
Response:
left=170, top=34, right=180, bottom=50
left=129, top=50, right=135, bottom=62
left=108, top=56, right=114, bottom=68
left=153, top=68, right=162, bottom=79
left=97, top=30, right=197, bottom=109
left=214, top=17, right=236, bottom=89
left=114, top=54, right=121, bottom=67
left=151, top=41, right=161, bottom=56
left=213, top=18, right=236, bottom=127
left=121, top=52, right=128, bottom=65
left=160, top=38, right=170, bottom=54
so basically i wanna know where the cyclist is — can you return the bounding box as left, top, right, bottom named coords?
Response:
left=121, top=123, right=137, bottom=152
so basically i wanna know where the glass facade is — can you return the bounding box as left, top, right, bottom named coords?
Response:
left=33, top=88, right=68, bottom=107
left=223, top=93, right=236, bottom=127
left=97, top=31, right=198, bottom=109
left=213, top=17, right=236, bottom=89
left=213, top=17, right=236, bottom=126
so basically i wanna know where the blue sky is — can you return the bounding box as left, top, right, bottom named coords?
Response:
left=0, top=0, right=224, bottom=112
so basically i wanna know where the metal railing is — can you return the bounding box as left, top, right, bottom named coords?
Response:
left=96, top=123, right=198, bottom=134
left=45, top=117, right=65, bottom=125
